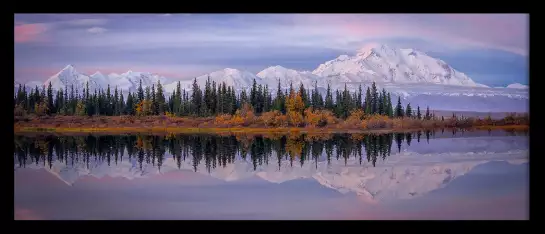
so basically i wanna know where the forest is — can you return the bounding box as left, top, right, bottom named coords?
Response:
left=14, top=78, right=529, bottom=131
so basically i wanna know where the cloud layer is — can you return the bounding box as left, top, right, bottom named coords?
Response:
left=14, top=14, right=529, bottom=86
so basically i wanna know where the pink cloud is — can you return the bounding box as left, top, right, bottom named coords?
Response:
left=14, top=208, right=42, bottom=220
left=290, top=14, right=528, bottom=56
left=14, top=23, right=48, bottom=43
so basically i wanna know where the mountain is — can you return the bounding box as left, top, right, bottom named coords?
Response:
left=24, top=65, right=168, bottom=95
left=506, top=83, right=529, bottom=89
left=312, top=44, right=478, bottom=89
left=164, top=68, right=261, bottom=93
left=256, top=65, right=320, bottom=90
left=16, top=44, right=529, bottom=112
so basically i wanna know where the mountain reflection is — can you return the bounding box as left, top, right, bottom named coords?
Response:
left=14, top=130, right=528, bottom=201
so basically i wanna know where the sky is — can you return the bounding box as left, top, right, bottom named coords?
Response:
left=14, top=14, right=529, bottom=87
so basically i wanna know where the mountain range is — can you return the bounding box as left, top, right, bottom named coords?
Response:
left=14, top=44, right=529, bottom=112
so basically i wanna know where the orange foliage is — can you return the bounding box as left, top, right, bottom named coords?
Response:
left=260, top=110, right=287, bottom=127
left=287, top=111, right=304, bottom=127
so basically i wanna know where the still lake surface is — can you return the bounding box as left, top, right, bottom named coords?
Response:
left=14, top=129, right=529, bottom=220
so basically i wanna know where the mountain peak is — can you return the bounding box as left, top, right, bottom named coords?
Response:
left=356, top=43, right=393, bottom=56
left=62, top=64, right=75, bottom=71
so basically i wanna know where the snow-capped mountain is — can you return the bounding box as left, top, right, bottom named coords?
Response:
left=506, top=83, right=529, bottom=89
left=312, top=44, right=478, bottom=88
left=15, top=44, right=528, bottom=112
left=22, top=65, right=169, bottom=95
left=164, top=68, right=261, bottom=93
left=256, top=65, right=321, bottom=90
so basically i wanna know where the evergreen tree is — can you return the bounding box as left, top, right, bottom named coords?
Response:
left=325, top=83, right=334, bottom=111
left=371, top=82, right=378, bottom=114
left=377, top=91, right=384, bottom=115
left=395, top=96, right=404, bottom=117
left=426, top=106, right=431, bottom=120
left=250, top=79, right=257, bottom=111
left=191, top=78, right=202, bottom=116
left=357, top=84, right=363, bottom=110
left=263, top=85, right=270, bottom=112
left=137, top=79, right=144, bottom=103
left=364, top=87, right=372, bottom=114
left=119, top=90, right=125, bottom=115
left=405, top=103, right=412, bottom=118
left=387, top=93, right=393, bottom=118
left=47, top=82, right=54, bottom=115
left=151, top=84, right=157, bottom=115
left=126, top=92, right=134, bottom=115
left=299, top=83, right=310, bottom=108
left=156, top=80, right=166, bottom=114
left=175, top=81, right=182, bottom=115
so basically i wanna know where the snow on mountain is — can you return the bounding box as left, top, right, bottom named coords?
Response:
left=256, top=65, right=320, bottom=90
left=506, top=83, right=529, bottom=89
left=312, top=44, right=478, bottom=88
left=24, top=65, right=169, bottom=95
left=163, top=68, right=260, bottom=94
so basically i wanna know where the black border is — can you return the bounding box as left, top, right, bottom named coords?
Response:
left=9, top=5, right=536, bottom=230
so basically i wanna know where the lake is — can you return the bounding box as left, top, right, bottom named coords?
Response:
left=13, top=129, right=529, bottom=220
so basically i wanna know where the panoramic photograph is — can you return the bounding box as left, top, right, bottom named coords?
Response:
left=14, top=13, right=529, bottom=220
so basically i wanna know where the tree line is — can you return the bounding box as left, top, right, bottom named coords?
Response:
left=14, top=78, right=436, bottom=120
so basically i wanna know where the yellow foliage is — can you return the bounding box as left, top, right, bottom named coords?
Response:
left=75, top=100, right=86, bottom=116
left=34, top=102, right=48, bottom=116
left=135, top=100, right=153, bottom=116
left=165, top=111, right=176, bottom=118
left=287, top=111, right=304, bottom=127
left=260, top=110, right=287, bottom=127
left=286, top=92, right=305, bottom=114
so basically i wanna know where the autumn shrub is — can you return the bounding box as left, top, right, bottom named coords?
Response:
left=214, top=114, right=233, bottom=125
left=320, top=110, right=338, bottom=126
left=14, top=104, right=26, bottom=117
left=304, top=108, right=322, bottom=127
left=287, top=111, right=304, bottom=127
left=366, top=114, right=393, bottom=129
left=34, top=102, right=48, bottom=117
left=342, top=109, right=365, bottom=128
left=261, top=110, right=286, bottom=127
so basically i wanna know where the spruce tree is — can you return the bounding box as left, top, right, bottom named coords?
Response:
left=405, top=103, right=412, bottom=118
left=137, top=80, right=144, bottom=103
left=357, top=84, right=363, bottom=110
left=325, top=83, right=334, bottom=111
left=175, top=81, right=182, bottom=116
left=364, top=87, right=372, bottom=114
left=119, top=90, right=125, bottom=115
left=371, top=82, right=378, bottom=114
left=387, top=93, right=393, bottom=118
left=151, top=84, right=157, bottom=115
left=191, top=78, right=202, bottom=116
left=156, top=80, right=166, bottom=114
left=395, top=96, right=403, bottom=118
left=417, top=106, right=422, bottom=120
left=426, top=106, right=431, bottom=120
left=47, top=82, right=54, bottom=115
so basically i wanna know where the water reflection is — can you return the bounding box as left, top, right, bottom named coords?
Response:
left=14, top=130, right=528, bottom=199
left=13, top=129, right=529, bottom=219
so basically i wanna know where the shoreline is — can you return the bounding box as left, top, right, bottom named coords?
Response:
left=14, top=125, right=528, bottom=135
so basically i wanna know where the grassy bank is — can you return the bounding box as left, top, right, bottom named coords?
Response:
left=14, top=114, right=528, bottom=135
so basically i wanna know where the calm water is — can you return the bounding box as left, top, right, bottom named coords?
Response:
left=14, top=129, right=529, bottom=220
